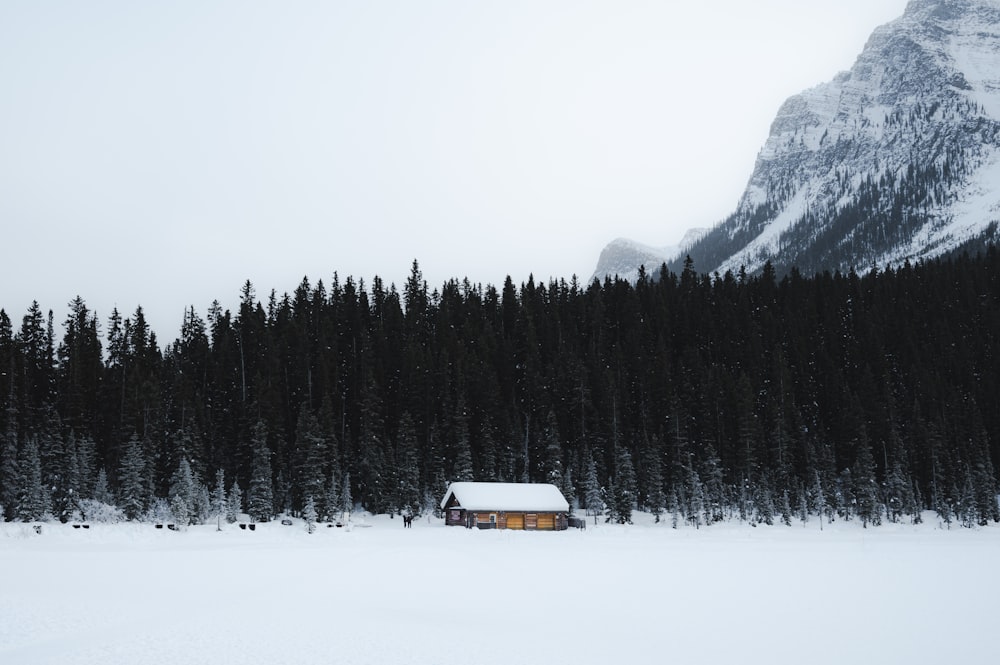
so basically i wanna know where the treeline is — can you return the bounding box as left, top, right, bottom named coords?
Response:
left=2, top=251, right=999, bottom=528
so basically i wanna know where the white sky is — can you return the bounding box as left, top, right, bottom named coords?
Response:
left=0, top=0, right=909, bottom=341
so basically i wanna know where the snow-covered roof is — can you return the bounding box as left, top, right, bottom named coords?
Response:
left=440, top=482, right=569, bottom=512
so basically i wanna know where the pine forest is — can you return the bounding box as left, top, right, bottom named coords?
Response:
left=2, top=251, right=999, bottom=529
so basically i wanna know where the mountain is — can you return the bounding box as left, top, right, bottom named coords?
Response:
left=599, top=0, right=1000, bottom=279
left=591, top=228, right=708, bottom=282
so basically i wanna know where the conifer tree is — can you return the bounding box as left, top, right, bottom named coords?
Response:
left=541, top=410, right=563, bottom=489
left=168, top=458, right=200, bottom=525
left=1, top=408, right=19, bottom=521
left=247, top=420, right=274, bottom=522
left=357, top=377, right=390, bottom=513
left=852, top=438, right=881, bottom=527
left=699, top=442, right=725, bottom=524
left=39, top=415, right=71, bottom=521
left=323, top=472, right=341, bottom=522
left=609, top=448, right=637, bottom=524
left=685, top=458, right=704, bottom=528
left=16, top=436, right=47, bottom=521
left=292, top=405, right=326, bottom=513
left=341, top=471, right=353, bottom=515
left=582, top=454, right=602, bottom=524
left=810, top=471, right=827, bottom=528
left=395, top=413, right=422, bottom=517
left=117, top=434, right=148, bottom=520
left=780, top=489, right=793, bottom=527
left=885, top=460, right=910, bottom=524
left=669, top=488, right=681, bottom=529
left=93, top=467, right=112, bottom=505
left=837, top=468, right=855, bottom=522
left=560, top=467, right=576, bottom=514
left=169, top=492, right=189, bottom=526
left=303, top=495, right=317, bottom=533
left=226, top=482, right=243, bottom=523
left=449, top=397, right=474, bottom=483
left=75, top=434, right=97, bottom=499
left=211, top=469, right=227, bottom=519
left=753, top=477, right=775, bottom=526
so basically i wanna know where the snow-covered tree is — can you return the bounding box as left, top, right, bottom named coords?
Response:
left=93, top=467, right=112, bottom=505
left=169, top=458, right=200, bottom=525
left=1, top=409, right=19, bottom=521
left=699, top=442, right=725, bottom=524
left=395, top=413, right=422, bottom=517
left=292, top=405, right=326, bottom=513
left=226, top=482, right=243, bottom=523
left=17, top=435, right=48, bottom=521
left=852, top=438, right=881, bottom=527
left=322, top=473, right=340, bottom=522
left=247, top=420, right=274, bottom=522
left=340, top=471, right=352, bottom=516
left=582, top=454, right=602, bottom=524
left=169, top=492, right=189, bottom=526
left=607, top=448, right=637, bottom=524
left=303, top=495, right=317, bottom=533
left=117, top=434, right=148, bottom=521
left=211, top=469, right=227, bottom=519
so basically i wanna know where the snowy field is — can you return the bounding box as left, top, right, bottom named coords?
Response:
left=2, top=513, right=998, bottom=665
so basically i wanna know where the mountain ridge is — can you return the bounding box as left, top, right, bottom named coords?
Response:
left=596, top=0, right=1000, bottom=280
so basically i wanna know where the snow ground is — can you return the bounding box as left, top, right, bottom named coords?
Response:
left=2, top=513, right=997, bottom=665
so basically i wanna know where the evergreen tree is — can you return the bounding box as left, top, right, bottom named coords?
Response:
left=247, top=420, right=274, bottom=522
left=582, top=454, right=602, bottom=524
left=303, top=495, right=317, bottom=533
left=541, top=410, right=564, bottom=489
left=226, top=482, right=243, bottom=523
left=780, top=489, right=793, bottom=527
left=93, top=468, right=112, bottom=505
left=753, top=477, right=775, bottom=526
left=323, top=472, right=341, bottom=522
left=211, top=468, right=227, bottom=520
left=560, top=467, right=576, bottom=515
left=884, top=460, right=910, bottom=524
left=117, top=434, right=148, bottom=520
left=1, top=408, right=19, bottom=521
left=356, top=377, right=390, bottom=513
left=700, top=442, right=725, bottom=524
left=16, top=436, right=47, bottom=521
left=395, top=413, right=422, bottom=517
left=341, top=471, right=353, bottom=515
left=292, top=405, right=326, bottom=513
left=168, top=458, right=200, bottom=525
left=685, top=457, right=705, bottom=529
left=38, top=415, right=70, bottom=521
left=449, top=397, right=474, bottom=483
left=836, top=468, right=855, bottom=522
left=169, top=492, right=189, bottom=526
left=810, top=471, right=828, bottom=528
left=75, top=434, right=97, bottom=499
left=608, top=448, right=637, bottom=524
left=852, top=438, right=881, bottom=527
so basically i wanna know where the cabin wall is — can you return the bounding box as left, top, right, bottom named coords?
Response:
left=450, top=511, right=568, bottom=531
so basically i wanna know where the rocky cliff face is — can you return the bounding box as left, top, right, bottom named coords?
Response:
left=599, top=0, right=1000, bottom=280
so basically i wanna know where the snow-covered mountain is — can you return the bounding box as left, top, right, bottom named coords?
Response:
left=591, top=228, right=708, bottom=282
left=600, top=0, right=1000, bottom=279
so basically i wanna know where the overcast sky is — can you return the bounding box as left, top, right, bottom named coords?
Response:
left=1, top=0, right=909, bottom=341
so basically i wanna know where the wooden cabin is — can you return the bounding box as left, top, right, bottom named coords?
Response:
left=440, top=482, right=570, bottom=531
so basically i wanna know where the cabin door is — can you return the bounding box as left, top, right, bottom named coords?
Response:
left=537, top=513, right=555, bottom=530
